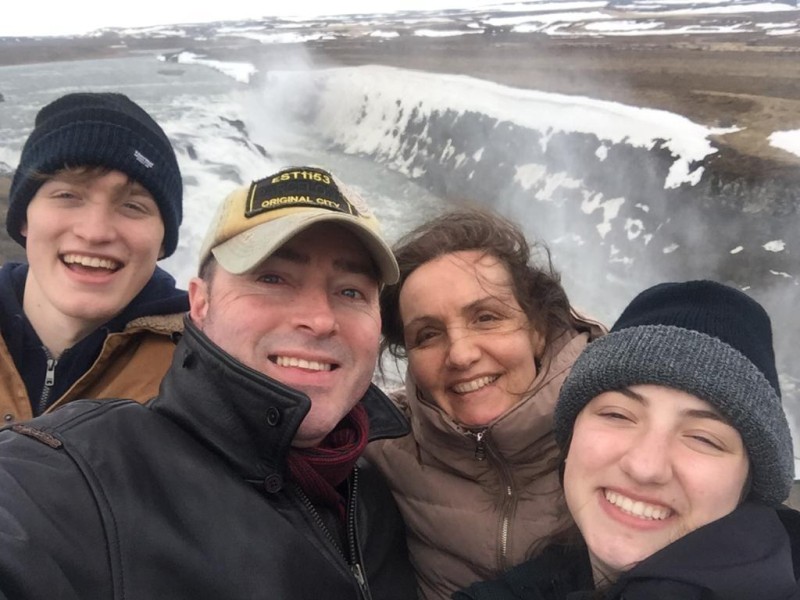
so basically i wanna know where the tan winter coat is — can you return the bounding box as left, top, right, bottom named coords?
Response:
left=0, top=313, right=184, bottom=424
left=366, top=327, right=602, bottom=600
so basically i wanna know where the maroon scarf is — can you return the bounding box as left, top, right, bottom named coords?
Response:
left=286, top=404, right=369, bottom=522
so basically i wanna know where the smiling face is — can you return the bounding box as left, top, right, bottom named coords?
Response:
left=189, top=223, right=382, bottom=448
left=21, top=169, right=165, bottom=344
left=398, top=250, right=544, bottom=427
left=563, top=384, right=750, bottom=584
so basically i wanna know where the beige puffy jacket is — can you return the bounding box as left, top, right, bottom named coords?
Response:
left=366, top=326, right=603, bottom=600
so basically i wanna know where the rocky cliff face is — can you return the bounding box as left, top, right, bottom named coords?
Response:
left=306, top=77, right=799, bottom=417
left=396, top=107, right=800, bottom=290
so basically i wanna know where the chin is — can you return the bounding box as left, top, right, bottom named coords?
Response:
left=457, top=413, right=500, bottom=428
left=68, top=308, right=116, bottom=322
left=596, top=547, right=652, bottom=576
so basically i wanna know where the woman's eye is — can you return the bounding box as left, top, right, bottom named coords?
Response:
left=687, top=433, right=724, bottom=451
left=477, top=312, right=498, bottom=322
left=598, top=410, right=631, bottom=422
left=412, top=329, right=439, bottom=347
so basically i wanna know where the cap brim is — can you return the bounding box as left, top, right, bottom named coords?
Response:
left=211, top=210, right=399, bottom=284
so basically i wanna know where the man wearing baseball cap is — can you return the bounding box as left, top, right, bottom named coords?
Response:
left=0, top=166, right=415, bottom=599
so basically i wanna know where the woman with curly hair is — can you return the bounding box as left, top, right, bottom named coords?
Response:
left=366, top=208, right=605, bottom=600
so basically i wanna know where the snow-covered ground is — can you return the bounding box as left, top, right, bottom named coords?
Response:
left=137, top=0, right=800, bottom=161
left=770, top=129, right=800, bottom=157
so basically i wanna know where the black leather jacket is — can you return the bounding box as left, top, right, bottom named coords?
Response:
left=0, top=319, right=416, bottom=599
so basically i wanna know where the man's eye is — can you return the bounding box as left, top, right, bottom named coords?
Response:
left=341, top=288, right=364, bottom=300
left=122, top=201, right=149, bottom=214
left=257, top=274, right=282, bottom=284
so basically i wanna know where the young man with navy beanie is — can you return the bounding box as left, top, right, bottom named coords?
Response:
left=0, top=92, right=188, bottom=420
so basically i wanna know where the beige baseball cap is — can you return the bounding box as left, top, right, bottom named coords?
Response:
left=198, top=166, right=399, bottom=284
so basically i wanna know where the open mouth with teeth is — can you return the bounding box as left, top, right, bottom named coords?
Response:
left=270, top=356, right=337, bottom=372
left=62, top=253, right=122, bottom=272
left=452, top=374, right=500, bottom=394
left=604, top=489, right=672, bottom=521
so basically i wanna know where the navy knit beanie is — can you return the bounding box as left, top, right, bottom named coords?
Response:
left=8, top=92, right=183, bottom=258
left=554, top=280, right=794, bottom=506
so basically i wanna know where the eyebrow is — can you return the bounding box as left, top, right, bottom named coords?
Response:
left=617, top=387, right=729, bottom=423
left=127, top=180, right=151, bottom=193
left=271, top=246, right=377, bottom=279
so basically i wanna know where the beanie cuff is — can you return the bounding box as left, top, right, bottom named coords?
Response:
left=554, top=324, right=794, bottom=506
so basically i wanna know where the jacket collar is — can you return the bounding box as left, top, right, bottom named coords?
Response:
left=609, top=502, right=798, bottom=600
left=0, top=263, right=30, bottom=359
left=151, top=318, right=409, bottom=482
left=500, top=504, right=799, bottom=600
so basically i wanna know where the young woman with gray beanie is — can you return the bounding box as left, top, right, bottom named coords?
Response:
left=457, top=279, right=800, bottom=600
left=0, top=92, right=188, bottom=421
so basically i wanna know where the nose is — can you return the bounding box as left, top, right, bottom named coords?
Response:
left=291, top=287, right=338, bottom=336
left=618, top=428, right=673, bottom=485
left=445, top=329, right=481, bottom=370
left=72, top=203, right=117, bottom=244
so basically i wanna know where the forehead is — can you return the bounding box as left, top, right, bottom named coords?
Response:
left=408, top=250, right=514, bottom=293
left=399, top=250, right=522, bottom=323
left=269, top=223, right=377, bottom=275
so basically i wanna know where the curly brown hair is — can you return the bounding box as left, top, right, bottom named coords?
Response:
left=381, top=208, right=596, bottom=360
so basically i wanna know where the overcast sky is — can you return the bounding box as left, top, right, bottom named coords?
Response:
left=1, top=0, right=499, bottom=37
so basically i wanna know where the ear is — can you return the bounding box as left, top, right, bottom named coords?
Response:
left=188, top=277, right=210, bottom=326
left=158, top=244, right=165, bottom=260
left=530, top=327, right=546, bottom=360
left=20, top=222, right=28, bottom=238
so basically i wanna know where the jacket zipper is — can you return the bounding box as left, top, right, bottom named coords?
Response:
left=467, top=428, right=487, bottom=461
left=498, top=481, right=514, bottom=568
left=486, top=443, right=516, bottom=572
left=292, top=467, right=371, bottom=599
left=465, top=428, right=517, bottom=571
left=37, top=351, right=58, bottom=415
left=294, top=484, right=345, bottom=555
left=346, top=468, right=372, bottom=600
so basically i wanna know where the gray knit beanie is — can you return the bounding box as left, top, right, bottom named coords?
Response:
left=8, top=92, right=183, bottom=258
left=554, top=280, right=794, bottom=506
